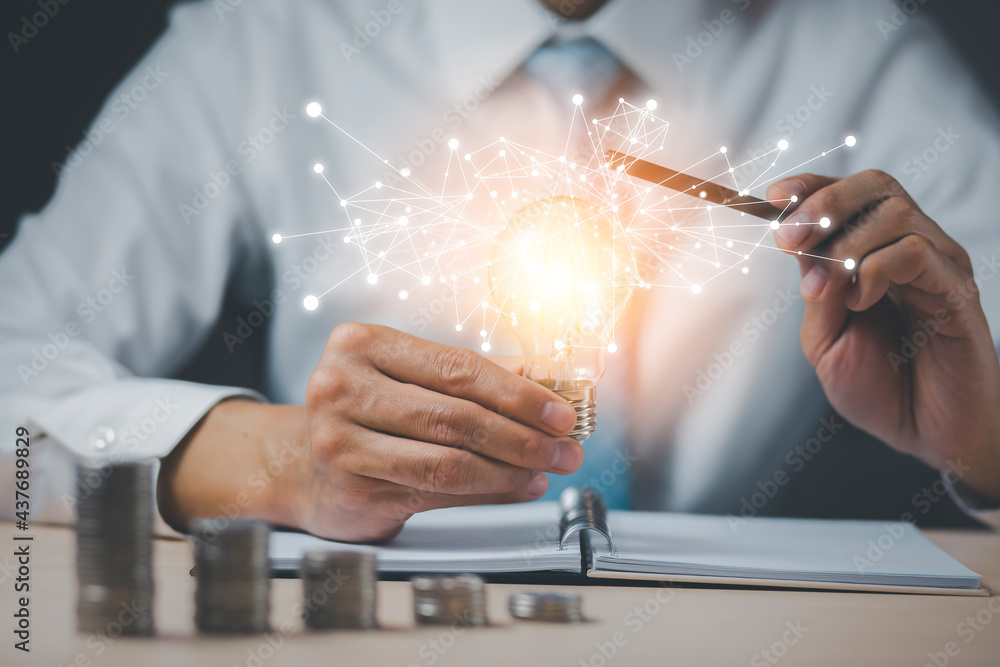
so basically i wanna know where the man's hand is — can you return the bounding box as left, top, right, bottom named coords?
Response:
left=158, top=323, right=583, bottom=542
left=767, top=171, right=1000, bottom=501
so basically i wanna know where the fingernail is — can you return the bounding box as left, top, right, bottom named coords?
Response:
left=551, top=439, right=582, bottom=473
left=801, top=264, right=827, bottom=298
left=777, top=218, right=810, bottom=247
left=540, top=401, right=576, bottom=432
left=528, top=471, right=549, bottom=497
left=769, top=178, right=805, bottom=204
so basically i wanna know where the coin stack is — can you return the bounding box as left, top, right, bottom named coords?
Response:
left=509, top=591, right=584, bottom=622
left=191, top=519, right=271, bottom=634
left=75, top=460, right=155, bottom=635
left=411, top=574, right=487, bottom=627
left=300, top=550, right=378, bottom=630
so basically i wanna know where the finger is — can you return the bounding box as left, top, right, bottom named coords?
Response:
left=487, top=355, right=524, bottom=375
left=344, top=429, right=546, bottom=496
left=338, top=324, right=578, bottom=435
left=796, top=254, right=852, bottom=367
left=795, top=196, right=919, bottom=302
left=349, top=379, right=583, bottom=474
left=847, top=234, right=967, bottom=312
left=405, top=481, right=551, bottom=514
left=769, top=171, right=915, bottom=253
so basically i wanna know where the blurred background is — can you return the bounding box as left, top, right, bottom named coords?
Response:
left=2, top=0, right=1000, bottom=249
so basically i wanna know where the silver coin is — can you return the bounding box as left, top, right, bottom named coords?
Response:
left=509, top=591, right=584, bottom=622
left=75, top=460, right=155, bottom=636
left=411, top=574, right=487, bottom=627
left=300, top=550, right=378, bottom=630
left=191, top=519, right=271, bottom=634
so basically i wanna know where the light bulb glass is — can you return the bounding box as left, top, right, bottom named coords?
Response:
left=488, top=196, right=635, bottom=441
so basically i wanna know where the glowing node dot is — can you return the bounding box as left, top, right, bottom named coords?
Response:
left=479, top=329, right=488, bottom=338
left=313, top=163, right=324, bottom=174
left=400, top=167, right=412, bottom=178
left=455, top=324, right=463, bottom=332
left=572, top=94, right=584, bottom=105
left=448, top=138, right=459, bottom=150
left=778, top=139, right=789, bottom=151
left=339, top=199, right=347, bottom=207
left=769, top=220, right=780, bottom=230
left=303, top=295, right=319, bottom=311
left=791, top=195, right=799, bottom=203
left=375, top=182, right=382, bottom=189
left=398, top=290, right=409, bottom=300
left=846, top=135, right=857, bottom=147
left=742, top=266, right=750, bottom=274
left=728, top=167, right=735, bottom=173
left=367, top=274, right=378, bottom=285
left=305, top=102, right=322, bottom=118
left=645, top=99, right=658, bottom=111
left=607, top=342, right=619, bottom=354
left=820, top=217, right=832, bottom=228
left=844, top=258, right=857, bottom=270
left=271, top=233, right=282, bottom=244
left=481, top=342, right=492, bottom=352
left=720, top=146, right=728, bottom=154
left=691, top=285, right=702, bottom=295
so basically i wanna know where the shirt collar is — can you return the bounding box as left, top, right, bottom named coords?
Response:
left=426, top=0, right=709, bottom=102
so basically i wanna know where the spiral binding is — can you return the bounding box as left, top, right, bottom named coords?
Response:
left=558, top=486, right=615, bottom=554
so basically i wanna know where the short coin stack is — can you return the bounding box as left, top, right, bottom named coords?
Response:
left=509, top=591, right=584, bottom=622
left=301, top=550, right=377, bottom=629
left=75, top=460, right=155, bottom=635
left=192, top=519, right=271, bottom=633
left=411, top=574, right=487, bottom=627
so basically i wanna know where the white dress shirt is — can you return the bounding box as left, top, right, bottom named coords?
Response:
left=2, top=0, right=999, bottom=530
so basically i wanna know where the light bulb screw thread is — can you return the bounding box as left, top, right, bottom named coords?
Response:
left=553, top=385, right=596, bottom=443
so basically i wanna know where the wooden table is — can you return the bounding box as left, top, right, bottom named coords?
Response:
left=4, top=523, right=999, bottom=666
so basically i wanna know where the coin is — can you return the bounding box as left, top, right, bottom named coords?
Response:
left=411, top=574, right=487, bottom=627
left=191, top=518, right=270, bottom=634
left=300, top=550, right=378, bottom=629
left=75, top=460, right=155, bottom=636
left=509, top=591, right=584, bottom=622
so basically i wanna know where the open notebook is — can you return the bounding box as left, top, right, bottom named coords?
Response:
left=270, top=488, right=985, bottom=596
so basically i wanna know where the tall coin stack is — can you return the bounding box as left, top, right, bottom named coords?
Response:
left=411, top=574, right=487, bottom=627
left=509, top=591, right=584, bottom=622
left=300, top=550, right=378, bottom=629
left=192, top=519, right=271, bottom=634
left=75, top=460, right=155, bottom=635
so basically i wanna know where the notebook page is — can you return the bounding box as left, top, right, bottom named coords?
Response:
left=593, top=511, right=981, bottom=589
left=270, top=501, right=582, bottom=574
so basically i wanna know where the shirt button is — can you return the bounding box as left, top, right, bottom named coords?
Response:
left=88, top=425, right=116, bottom=451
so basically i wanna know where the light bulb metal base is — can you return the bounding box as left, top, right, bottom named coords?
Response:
left=536, top=380, right=596, bottom=443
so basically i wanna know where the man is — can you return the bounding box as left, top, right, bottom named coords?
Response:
left=2, top=0, right=999, bottom=541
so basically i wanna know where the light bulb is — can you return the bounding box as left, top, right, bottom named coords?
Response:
left=488, top=196, right=635, bottom=442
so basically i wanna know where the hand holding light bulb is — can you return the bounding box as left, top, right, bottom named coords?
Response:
left=489, top=196, right=636, bottom=442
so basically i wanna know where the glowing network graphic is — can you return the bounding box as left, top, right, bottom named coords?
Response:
left=276, top=97, right=857, bottom=354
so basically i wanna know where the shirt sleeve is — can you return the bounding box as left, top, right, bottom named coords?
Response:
left=0, top=2, right=273, bottom=532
